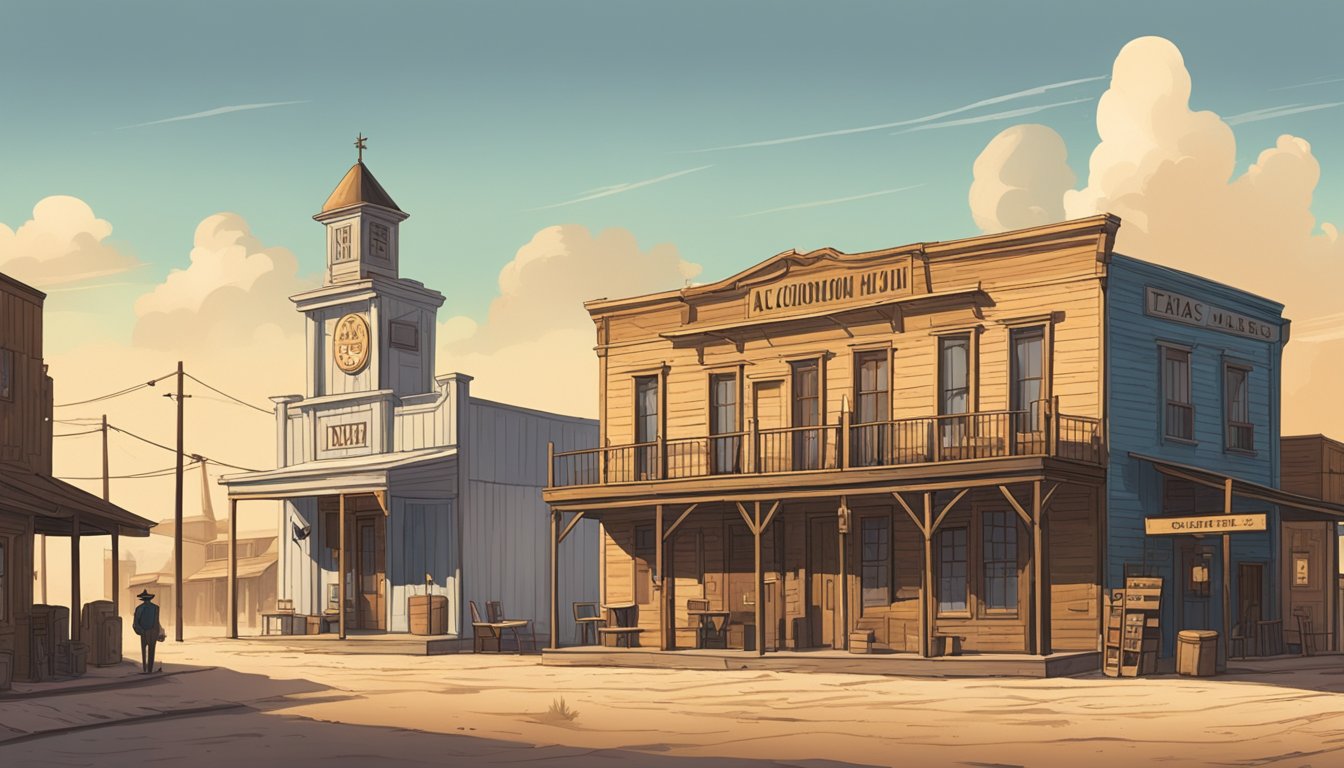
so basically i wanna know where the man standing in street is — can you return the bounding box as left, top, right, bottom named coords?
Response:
left=132, top=589, right=164, bottom=674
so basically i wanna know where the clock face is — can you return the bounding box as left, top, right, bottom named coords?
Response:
left=334, top=313, right=371, bottom=373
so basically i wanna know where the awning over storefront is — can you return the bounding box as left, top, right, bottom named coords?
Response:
left=188, top=553, right=277, bottom=582
left=0, top=463, right=155, bottom=537
left=219, top=446, right=457, bottom=500
left=1129, top=453, right=1344, bottom=519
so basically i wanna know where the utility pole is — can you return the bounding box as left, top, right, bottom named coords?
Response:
left=104, top=414, right=119, bottom=615
left=173, top=361, right=185, bottom=642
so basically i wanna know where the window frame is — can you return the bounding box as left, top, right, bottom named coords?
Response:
left=1160, top=344, right=1195, bottom=443
left=979, top=510, right=1021, bottom=616
left=707, top=369, right=742, bottom=474
left=858, top=513, right=893, bottom=612
left=1009, top=326, right=1046, bottom=433
left=936, top=526, right=970, bottom=617
left=1223, top=362, right=1254, bottom=454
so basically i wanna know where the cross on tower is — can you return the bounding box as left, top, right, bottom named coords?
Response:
left=354, top=133, right=368, bottom=163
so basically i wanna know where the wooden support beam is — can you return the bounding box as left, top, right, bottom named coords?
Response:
left=735, top=501, right=757, bottom=534
left=338, top=493, right=347, bottom=640
left=111, top=531, right=120, bottom=616
left=1032, top=480, right=1047, bottom=656
left=663, top=503, right=699, bottom=541
left=931, top=488, right=970, bottom=534
left=760, top=500, right=783, bottom=533
left=550, top=508, right=560, bottom=650
left=921, top=492, right=933, bottom=658
left=373, top=490, right=389, bottom=516
left=229, top=498, right=239, bottom=640
left=837, top=496, right=849, bottom=652
left=892, top=491, right=925, bottom=536
left=70, top=508, right=81, bottom=642
left=753, top=502, right=766, bottom=656
left=558, top=510, right=587, bottom=544
left=1041, top=482, right=1060, bottom=513
left=656, top=505, right=668, bottom=650
left=998, top=484, right=1033, bottom=528
left=1223, top=477, right=1233, bottom=666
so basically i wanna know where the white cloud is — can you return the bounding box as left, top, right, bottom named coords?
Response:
left=133, top=213, right=316, bottom=350
left=0, top=195, right=142, bottom=287
left=969, top=35, right=1344, bottom=437
left=438, top=224, right=701, bottom=417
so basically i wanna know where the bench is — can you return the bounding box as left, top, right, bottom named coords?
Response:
left=930, top=632, right=966, bottom=657
left=597, top=627, right=645, bottom=647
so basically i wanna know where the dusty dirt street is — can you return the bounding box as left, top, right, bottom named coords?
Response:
left=4, top=636, right=1344, bottom=767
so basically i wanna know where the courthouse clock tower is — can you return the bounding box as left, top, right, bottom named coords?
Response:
left=291, top=135, right=446, bottom=415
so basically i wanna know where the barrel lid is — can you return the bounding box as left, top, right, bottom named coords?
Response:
left=1178, top=629, right=1218, bottom=640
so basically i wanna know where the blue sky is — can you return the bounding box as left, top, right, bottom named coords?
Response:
left=4, top=0, right=1344, bottom=325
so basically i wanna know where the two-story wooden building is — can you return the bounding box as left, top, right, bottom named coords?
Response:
left=1, top=271, right=153, bottom=686
left=542, top=215, right=1344, bottom=671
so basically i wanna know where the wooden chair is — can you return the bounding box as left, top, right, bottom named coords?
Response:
left=596, top=605, right=645, bottom=647
left=486, top=600, right=535, bottom=652
left=470, top=600, right=530, bottom=653
left=1294, top=609, right=1330, bottom=657
left=572, top=602, right=605, bottom=645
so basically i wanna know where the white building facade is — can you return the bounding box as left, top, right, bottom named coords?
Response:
left=221, top=153, right=597, bottom=641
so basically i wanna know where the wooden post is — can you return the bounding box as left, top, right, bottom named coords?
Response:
left=754, top=501, right=765, bottom=656
left=1222, top=478, right=1233, bottom=666
left=656, top=504, right=668, bottom=650
left=1049, top=396, right=1060, bottom=456
left=71, top=509, right=81, bottom=641
left=228, top=498, right=238, bottom=639
left=837, top=496, right=849, bottom=651
left=1032, top=480, right=1047, bottom=656
left=546, top=442, right=554, bottom=488
left=549, top=508, right=560, bottom=650
left=748, top=417, right=759, bottom=474
left=922, top=492, right=933, bottom=658
left=174, top=361, right=185, bottom=643
left=111, top=531, right=120, bottom=616
left=840, top=406, right=852, bottom=470
left=338, top=493, right=347, bottom=640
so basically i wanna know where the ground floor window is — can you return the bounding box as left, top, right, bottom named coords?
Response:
left=860, top=516, right=891, bottom=609
left=937, top=527, right=968, bottom=613
left=981, top=511, right=1019, bottom=611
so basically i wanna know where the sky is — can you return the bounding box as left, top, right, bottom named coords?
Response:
left=5, top=2, right=1344, bottom=600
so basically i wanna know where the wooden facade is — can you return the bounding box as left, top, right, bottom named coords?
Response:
left=545, top=217, right=1116, bottom=657
left=1279, top=435, right=1344, bottom=651
left=0, top=271, right=153, bottom=685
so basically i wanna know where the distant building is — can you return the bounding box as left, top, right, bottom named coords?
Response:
left=221, top=147, right=597, bottom=642
left=0, top=271, right=153, bottom=684
left=1278, top=434, right=1344, bottom=651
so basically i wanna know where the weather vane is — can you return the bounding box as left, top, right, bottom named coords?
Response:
left=354, top=133, right=368, bottom=163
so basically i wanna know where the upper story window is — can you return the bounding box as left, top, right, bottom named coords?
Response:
left=854, top=351, right=889, bottom=424
left=634, top=375, right=660, bottom=480
left=938, top=336, right=970, bottom=416
left=0, top=348, right=13, bottom=401
left=790, top=359, right=821, bottom=470
left=1224, top=365, right=1253, bottom=452
left=1010, top=327, right=1044, bottom=431
left=1162, top=346, right=1194, bottom=441
left=709, top=373, right=740, bottom=474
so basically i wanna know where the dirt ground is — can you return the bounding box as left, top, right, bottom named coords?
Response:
left=4, top=635, right=1344, bottom=767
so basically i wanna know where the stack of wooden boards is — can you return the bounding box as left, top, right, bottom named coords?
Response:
left=1103, top=576, right=1163, bottom=677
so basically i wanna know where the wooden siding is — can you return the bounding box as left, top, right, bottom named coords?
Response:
left=462, top=399, right=598, bottom=641
left=0, top=278, right=51, bottom=473
left=1105, top=253, right=1286, bottom=656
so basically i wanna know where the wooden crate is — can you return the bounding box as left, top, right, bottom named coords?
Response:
left=408, top=595, right=449, bottom=635
left=848, top=629, right=875, bottom=654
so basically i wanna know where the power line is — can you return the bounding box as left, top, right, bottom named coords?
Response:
left=57, top=461, right=194, bottom=481
left=53, top=428, right=103, bottom=438
left=53, top=372, right=174, bottom=408
left=106, top=423, right=260, bottom=473
left=184, top=372, right=274, bottom=415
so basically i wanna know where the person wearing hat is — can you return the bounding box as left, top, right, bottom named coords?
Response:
left=132, top=589, right=164, bottom=674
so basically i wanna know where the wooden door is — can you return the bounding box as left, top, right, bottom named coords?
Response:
left=355, top=515, right=386, bottom=630
left=726, top=523, right=755, bottom=649
left=753, top=381, right=786, bottom=472
left=1284, top=522, right=1330, bottom=649
left=1178, top=541, right=1213, bottom=633
left=1238, top=563, right=1263, bottom=633
left=808, top=516, right=839, bottom=647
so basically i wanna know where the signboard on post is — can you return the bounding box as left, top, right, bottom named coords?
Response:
left=1144, top=513, right=1267, bottom=535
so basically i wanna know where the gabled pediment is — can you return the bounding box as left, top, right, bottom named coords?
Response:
left=683, top=244, right=922, bottom=298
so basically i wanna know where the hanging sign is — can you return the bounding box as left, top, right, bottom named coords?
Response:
left=1144, top=513, right=1267, bottom=535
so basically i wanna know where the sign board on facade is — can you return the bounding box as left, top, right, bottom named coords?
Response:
left=327, top=421, right=368, bottom=449
left=1144, top=513, right=1267, bottom=535
left=1144, top=287, right=1280, bottom=342
left=747, top=265, right=911, bottom=318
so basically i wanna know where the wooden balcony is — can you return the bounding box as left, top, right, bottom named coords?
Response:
left=547, top=404, right=1103, bottom=490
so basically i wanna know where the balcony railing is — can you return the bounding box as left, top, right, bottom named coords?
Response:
left=548, top=401, right=1104, bottom=489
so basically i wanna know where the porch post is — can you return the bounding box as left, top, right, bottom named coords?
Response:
left=656, top=504, right=668, bottom=650
left=228, top=498, right=239, bottom=640
left=549, top=507, right=559, bottom=650
left=754, top=501, right=765, bottom=657
left=1032, top=480, right=1048, bottom=656
left=111, top=530, right=120, bottom=615
left=1222, top=478, right=1232, bottom=666
left=71, top=509, right=81, bottom=641
left=837, top=496, right=849, bottom=651
left=922, top=492, right=933, bottom=658
left=338, top=493, right=347, bottom=640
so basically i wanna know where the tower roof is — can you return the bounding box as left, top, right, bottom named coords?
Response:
left=320, top=161, right=403, bottom=214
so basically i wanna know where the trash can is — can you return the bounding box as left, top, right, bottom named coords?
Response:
left=1177, top=630, right=1218, bottom=676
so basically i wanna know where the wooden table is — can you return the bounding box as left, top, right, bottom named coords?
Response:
left=687, top=609, right=731, bottom=649
left=599, top=603, right=643, bottom=648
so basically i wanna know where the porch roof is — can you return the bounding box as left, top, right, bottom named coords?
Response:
left=1128, top=452, right=1344, bottom=519
left=189, top=552, right=277, bottom=582
left=218, top=447, right=456, bottom=500
left=0, top=463, right=154, bottom=537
